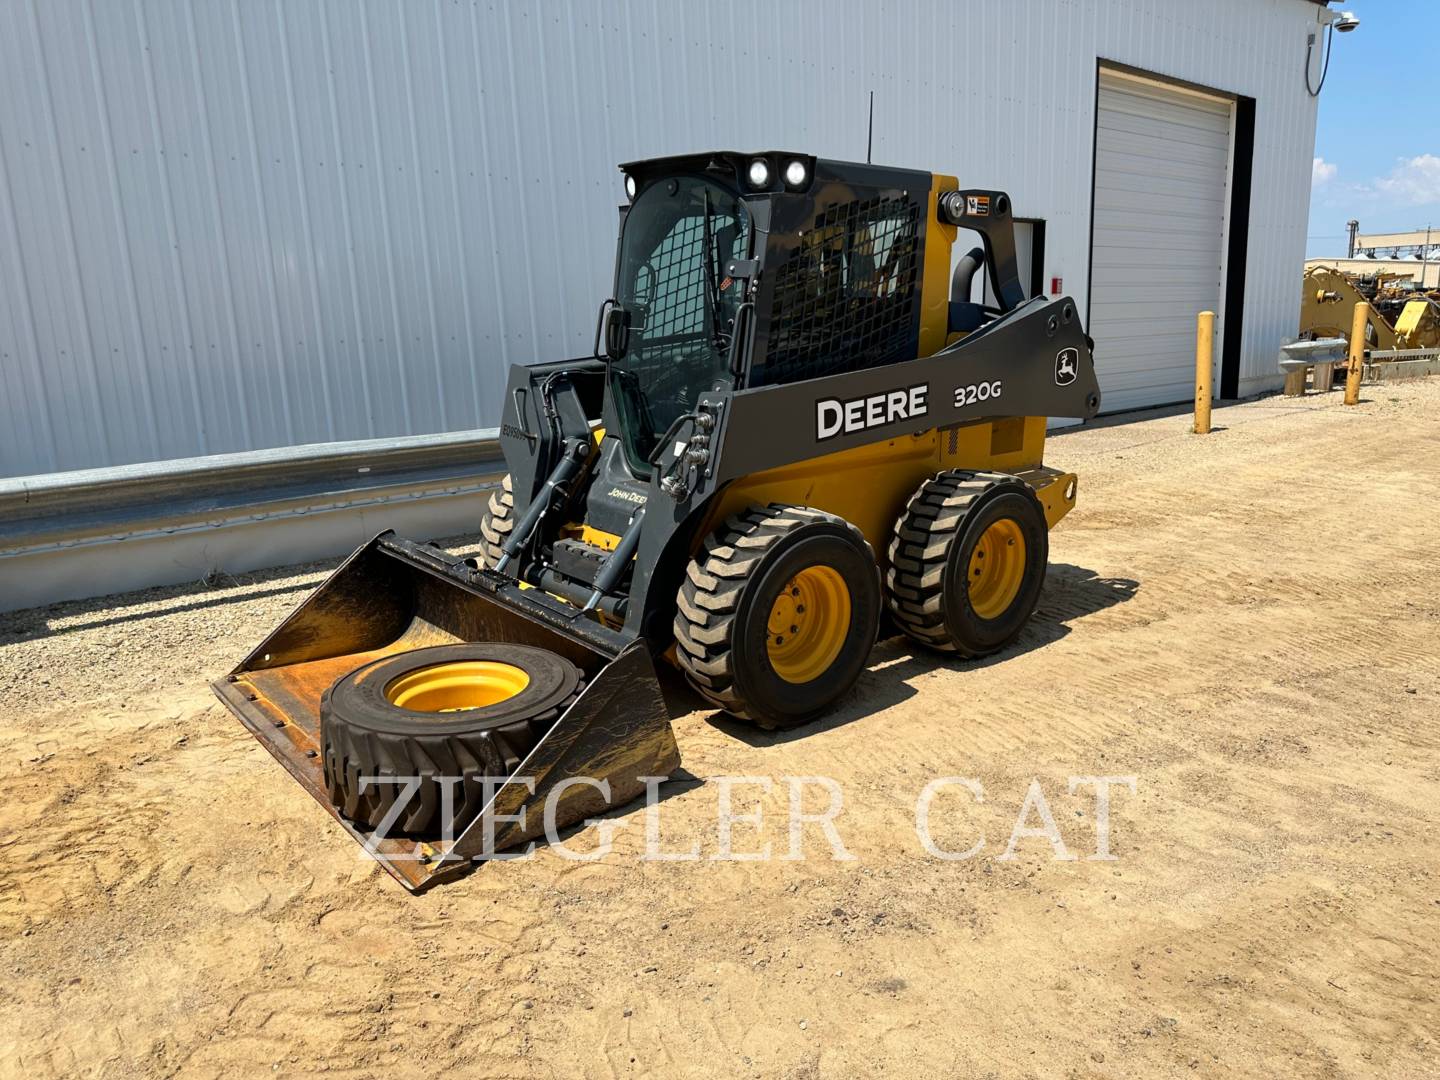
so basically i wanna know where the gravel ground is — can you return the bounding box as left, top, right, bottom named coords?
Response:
left=2, top=378, right=1439, bottom=1078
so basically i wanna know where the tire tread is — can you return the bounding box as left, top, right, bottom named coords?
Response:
left=673, top=504, right=873, bottom=727
left=885, top=470, right=1027, bottom=657
left=320, top=641, right=582, bottom=836
left=479, top=474, right=515, bottom=569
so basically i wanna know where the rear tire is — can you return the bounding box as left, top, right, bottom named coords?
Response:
left=321, top=643, right=582, bottom=836
left=674, top=505, right=881, bottom=729
left=886, top=471, right=1048, bottom=658
left=479, top=474, right=515, bottom=569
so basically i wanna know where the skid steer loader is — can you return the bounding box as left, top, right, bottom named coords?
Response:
left=215, top=151, right=1101, bottom=891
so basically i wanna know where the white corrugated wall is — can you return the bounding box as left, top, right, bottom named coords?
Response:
left=0, top=0, right=1322, bottom=479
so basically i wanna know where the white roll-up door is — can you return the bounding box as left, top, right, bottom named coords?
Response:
left=1090, top=70, right=1232, bottom=413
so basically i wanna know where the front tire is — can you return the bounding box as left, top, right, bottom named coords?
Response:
left=886, top=471, right=1048, bottom=657
left=479, top=474, right=515, bottom=569
left=674, top=505, right=881, bottom=729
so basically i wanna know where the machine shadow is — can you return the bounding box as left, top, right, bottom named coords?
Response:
left=519, top=766, right=706, bottom=856
left=699, top=562, right=1139, bottom=747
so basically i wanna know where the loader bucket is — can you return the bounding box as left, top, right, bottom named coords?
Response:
left=212, top=532, right=680, bottom=892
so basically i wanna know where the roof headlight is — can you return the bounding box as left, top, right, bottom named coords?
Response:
left=624, top=174, right=637, bottom=200
left=784, top=159, right=808, bottom=188
left=747, top=158, right=771, bottom=188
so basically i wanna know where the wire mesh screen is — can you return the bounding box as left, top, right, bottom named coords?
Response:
left=628, top=211, right=729, bottom=425
left=633, top=212, right=746, bottom=341
left=760, top=194, right=922, bottom=384
left=638, top=215, right=706, bottom=338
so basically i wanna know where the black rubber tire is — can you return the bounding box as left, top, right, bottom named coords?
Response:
left=674, top=504, right=881, bottom=729
left=320, top=642, right=583, bottom=836
left=886, top=471, right=1048, bottom=658
left=479, top=474, right=515, bottom=569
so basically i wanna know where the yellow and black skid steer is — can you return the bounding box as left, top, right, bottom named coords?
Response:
left=215, top=151, right=1101, bottom=891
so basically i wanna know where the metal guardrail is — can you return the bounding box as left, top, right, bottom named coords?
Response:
left=0, top=429, right=505, bottom=558
left=0, top=429, right=511, bottom=614
left=1368, top=347, right=1440, bottom=362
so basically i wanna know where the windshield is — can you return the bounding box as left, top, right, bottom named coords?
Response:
left=611, top=176, right=751, bottom=473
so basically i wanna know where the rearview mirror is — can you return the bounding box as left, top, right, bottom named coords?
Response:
left=601, top=304, right=631, bottom=361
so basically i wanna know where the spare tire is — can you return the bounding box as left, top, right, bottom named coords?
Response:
left=320, top=643, right=583, bottom=836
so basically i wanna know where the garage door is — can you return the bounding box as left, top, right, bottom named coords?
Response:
left=1090, top=70, right=1232, bottom=413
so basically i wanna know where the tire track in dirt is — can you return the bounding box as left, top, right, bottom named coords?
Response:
left=4, top=383, right=1440, bottom=1077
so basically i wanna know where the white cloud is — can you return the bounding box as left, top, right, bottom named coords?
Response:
left=1312, top=156, right=1337, bottom=186
left=1373, top=154, right=1440, bottom=206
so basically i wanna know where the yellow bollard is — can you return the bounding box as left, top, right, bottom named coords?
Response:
left=1194, top=310, right=1214, bottom=434
left=1344, top=302, right=1368, bottom=406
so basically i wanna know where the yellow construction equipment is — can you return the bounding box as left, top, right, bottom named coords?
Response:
left=215, top=151, right=1101, bottom=890
left=1300, top=264, right=1440, bottom=351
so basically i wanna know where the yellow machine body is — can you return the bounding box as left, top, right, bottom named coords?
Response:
left=1395, top=298, right=1440, bottom=349
left=694, top=419, right=1074, bottom=562
left=1300, top=265, right=1440, bottom=351
left=1300, top=266, right=1398, bottom=349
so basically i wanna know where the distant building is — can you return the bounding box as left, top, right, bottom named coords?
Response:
left=1303, top=260, right=1440, bottom=290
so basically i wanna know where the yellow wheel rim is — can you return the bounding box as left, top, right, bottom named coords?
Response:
left=967, top=518, right=1027, bottom=620
left=384, top=661, right=530, bottom=712
left=766, top=566, right=851, bottom=684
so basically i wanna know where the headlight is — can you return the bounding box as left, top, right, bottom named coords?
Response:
left=784, top=159, right=808, bottom=187
left=747, top=158, right=771, bottom=188
left=624, top=174, right=637, bottom=200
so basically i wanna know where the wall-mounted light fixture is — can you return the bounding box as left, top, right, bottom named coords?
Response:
left=1307, top=9, right=1360, bottom=96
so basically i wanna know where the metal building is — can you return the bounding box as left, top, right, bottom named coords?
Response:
left=0, top=0, right=1333, bottom=480
left=0, top=0, right=1338, bottom=611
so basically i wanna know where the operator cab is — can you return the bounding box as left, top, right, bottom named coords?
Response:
left=600, top=150, right=946, bottom=481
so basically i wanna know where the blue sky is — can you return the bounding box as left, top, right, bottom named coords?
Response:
left=1306, top=1, right=1440, bottom=257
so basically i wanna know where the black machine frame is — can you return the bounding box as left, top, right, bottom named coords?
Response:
left=491, top=151, right=1101, bottom=650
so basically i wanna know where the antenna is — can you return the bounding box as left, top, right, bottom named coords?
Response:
left=866, top=90, right=874, bottom=163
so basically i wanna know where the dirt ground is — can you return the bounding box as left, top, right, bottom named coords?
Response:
left=3, top=379, right=1439, bottom=1079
